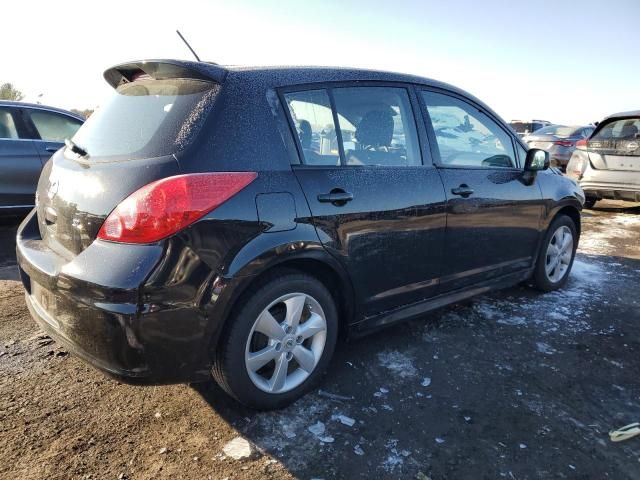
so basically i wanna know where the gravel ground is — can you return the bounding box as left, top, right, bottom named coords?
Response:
left=1, top=201, right=639, bottom=480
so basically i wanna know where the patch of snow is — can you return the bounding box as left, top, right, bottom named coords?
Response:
left=570, top=259, right=605, bottom=284
left=601, top=214, right=640, bottom=227
left=497, top=316, right=527, bottom=326
left=331, top=414, right=356, bottom=427
left=381, top=439, right=404, bottom=473
left=223, top=437, right=253, bottom=460
left=377, top=350, right=418, bottom=378
left=307, top=421, right=326, bottom=436
left=421, top=377, right=432, bottom=387
left=536, top=342, right=556, bottom=355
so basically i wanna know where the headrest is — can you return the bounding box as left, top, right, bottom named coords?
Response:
left=356, top=110, right=394, bottom=148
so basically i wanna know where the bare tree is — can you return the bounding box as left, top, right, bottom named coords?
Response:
left=0, top=83, right=24, bottom=101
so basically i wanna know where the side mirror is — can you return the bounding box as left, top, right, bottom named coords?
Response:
left=524, top=148, right=549, bottom=171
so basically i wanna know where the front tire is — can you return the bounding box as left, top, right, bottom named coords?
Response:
left=531, top=215, right=577, bottom=292
left=212, top=271, right=338, bottom=410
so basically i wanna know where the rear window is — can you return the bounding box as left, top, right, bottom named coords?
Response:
left=592, top=118, right=640, bottom=141
left=72, top=78, right=219, bottom=161
left=534, top=125, right=579, bottom=137
left=589, top=118, right=640, bottom=155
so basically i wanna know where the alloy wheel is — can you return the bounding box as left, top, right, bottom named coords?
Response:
left=244, top=293, right=327, bottom=394
left=545, top=225, right=573, bottom=283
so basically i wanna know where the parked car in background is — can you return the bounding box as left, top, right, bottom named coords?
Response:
left=0, top=101, right=84, bottom=215
left=17, top=60, right=583, bottom=409
left=509, top=119, right=552, bottom=138
left=524, top=125, right=595, bottom=171
left=567, top=111, right=640, bottom=208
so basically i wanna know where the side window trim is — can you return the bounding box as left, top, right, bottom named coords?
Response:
left=326, top=88, right=347, bottom=166
left=407, top=85, right=434, bottom=167
left=418, top=87, right=522, bottom=170
left=280, top=81, right=430, bottom=168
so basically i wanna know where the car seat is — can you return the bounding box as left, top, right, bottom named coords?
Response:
left=346, top=109, right=402, bottom=166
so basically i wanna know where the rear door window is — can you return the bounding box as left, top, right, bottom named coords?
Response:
left=28, top=110, right=83, bottom=142
left=422, top=90, right=516, bottom=168
left=333, top=87, right=421, bottom=166
left=72, top=78, right=220, bottom=161
left=284, top=86, right=421, bottom=167
left=0, top=108, right=19, bottom=139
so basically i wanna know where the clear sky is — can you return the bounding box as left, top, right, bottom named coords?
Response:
left=2, top=0, right=638, bottom=125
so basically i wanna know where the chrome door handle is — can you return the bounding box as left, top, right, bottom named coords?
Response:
left=317, top=189, right=353, bottom=205
left=451, top=184, right=474, bottom=198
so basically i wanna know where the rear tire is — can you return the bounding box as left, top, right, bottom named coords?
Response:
left=212, top=271, right=338, bottom=410
left=531, top=215, right=577, bottom=292
left=583, top=197, right=597, bottom=209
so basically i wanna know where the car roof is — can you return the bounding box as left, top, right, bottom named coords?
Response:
left=104, top=59, right=506, bottom=125
left=0, top=100, right=85, bottom=121
left=602, top=110, right=640, bottom=121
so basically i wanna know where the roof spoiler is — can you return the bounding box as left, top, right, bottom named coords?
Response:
left=103, top=59, right=228, bottom=89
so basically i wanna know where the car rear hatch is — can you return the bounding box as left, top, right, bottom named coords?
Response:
left=587, top=116, right=640, bottom=171
left=35, top=60, right=226, bottom=258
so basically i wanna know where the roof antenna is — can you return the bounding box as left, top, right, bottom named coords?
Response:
left=176, top=29, right=201, bottom=62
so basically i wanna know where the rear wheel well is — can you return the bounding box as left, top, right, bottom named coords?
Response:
left=554, top=205, right=581, bottom=237
left=224, top=259, right=353, bottom=340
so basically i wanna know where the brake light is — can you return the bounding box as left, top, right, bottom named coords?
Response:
left=566, top=156, right=587, bottom=180
left=554, top=140, right=574, bottom=147
left=97, top=172, right=257, bottom=243
left=575, top=139, right=588, bottom=150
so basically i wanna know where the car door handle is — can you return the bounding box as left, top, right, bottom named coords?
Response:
left=45, top=147, right=59, bottom=153
left=451, top=184, right=474, bottom=198
left=317, top=189, right=353, bottom=205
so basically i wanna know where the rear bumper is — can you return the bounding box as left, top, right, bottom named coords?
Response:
left=579, top=169, right=640, bottom=201
left=16, top=210, right=234, bottom=384
left=24, top=289, right=156, bottom=383
left=548, top=147, right=573, bottom=169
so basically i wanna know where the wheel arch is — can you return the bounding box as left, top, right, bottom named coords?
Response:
left=549, top=202, right=581, bottom=237
left=207, top=244, right=357, bottom=356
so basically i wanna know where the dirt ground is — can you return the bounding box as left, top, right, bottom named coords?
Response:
left=1, top=201, right=639, bottom=480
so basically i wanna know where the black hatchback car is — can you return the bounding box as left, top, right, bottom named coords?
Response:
left=17, top=60, right=584, bottom=409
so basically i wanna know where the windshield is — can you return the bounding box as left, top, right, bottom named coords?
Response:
left=72, top=78, right=219, bottom=161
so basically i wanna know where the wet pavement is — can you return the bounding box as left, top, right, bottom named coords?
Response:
left=1, top=201, right=639, bottom=479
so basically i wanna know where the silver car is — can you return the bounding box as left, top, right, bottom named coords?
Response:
left=566, top=111, right=640, bottom=208
left=509, top=119, right=552, bottom=138
left=524, top=124, right=594, bottom=171
left=0, top=101, right=84, bottom=215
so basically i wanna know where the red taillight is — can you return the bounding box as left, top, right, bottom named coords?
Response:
left=554, top=140, right=574, bottom=147
left=575, top=139, right=588, bottom=150
left=97, top=172, right=257, bottom=243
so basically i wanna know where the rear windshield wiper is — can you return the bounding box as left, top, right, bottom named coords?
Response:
left=64, top=138, right=89, bottom=158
